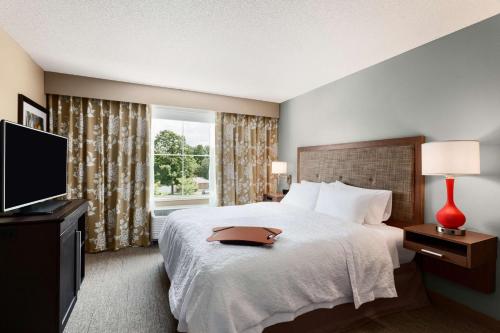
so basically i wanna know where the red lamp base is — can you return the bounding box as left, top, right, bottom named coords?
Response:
left=436, top=177, right=466, bottom=231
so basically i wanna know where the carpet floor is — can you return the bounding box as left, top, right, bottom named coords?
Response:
left=64, top=246, right=495, bottom=333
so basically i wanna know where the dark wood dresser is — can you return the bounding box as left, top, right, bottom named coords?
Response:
left=0, top=199, right=88, bottom=333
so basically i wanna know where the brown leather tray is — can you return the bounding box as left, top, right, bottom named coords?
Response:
left=207, top=226, right=282, bottom=246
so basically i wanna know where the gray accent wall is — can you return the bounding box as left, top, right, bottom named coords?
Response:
left=279, top=14, right=500, bottom=319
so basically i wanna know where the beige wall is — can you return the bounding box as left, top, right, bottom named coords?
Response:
left=0, top=28, right=45, bottom=122
left=0, top=27, right=277, bottom=119
left=45, top=72, right=279, bottom=118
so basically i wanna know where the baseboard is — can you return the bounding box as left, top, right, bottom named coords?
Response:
left=427, top=291, right=500, bottom=331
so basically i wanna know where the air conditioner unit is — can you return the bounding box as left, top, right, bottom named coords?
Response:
left=152, top=205, right=208, bottom=240
left=151, top=208, right=182, bottom=241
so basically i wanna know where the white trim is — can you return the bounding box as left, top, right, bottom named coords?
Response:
left=155, top=195, right=209, bottom=202
left=1, top=120, right=68, bottom=212
left=151, top=204, right=210, bottom=210
left=208, top=122, right=217, bottom=206
left=150, top=106, right=216, bottom=209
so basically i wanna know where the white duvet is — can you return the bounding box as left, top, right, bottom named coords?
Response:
left=158, top=202, right=397, bottom=333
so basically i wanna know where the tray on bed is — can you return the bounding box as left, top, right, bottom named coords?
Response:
left=207, top=226, right=282, bottom=246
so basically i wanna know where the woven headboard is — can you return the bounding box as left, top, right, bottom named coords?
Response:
left=297, top=136, right=425, bottom=228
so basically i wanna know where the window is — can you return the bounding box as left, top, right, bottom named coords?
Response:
left=152, top=106, right=215, bottom=206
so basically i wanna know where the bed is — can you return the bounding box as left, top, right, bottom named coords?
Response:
left=159, top=136, right=427, bottom=333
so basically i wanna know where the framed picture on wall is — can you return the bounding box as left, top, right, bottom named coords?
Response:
left=18, top=94, right=49, bottom=131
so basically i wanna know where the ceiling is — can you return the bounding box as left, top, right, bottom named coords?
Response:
left=1, top=1, right=499, bottom=103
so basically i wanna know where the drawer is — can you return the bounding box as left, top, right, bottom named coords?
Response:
left=403, top=224, right=497, bottom=294
left=404, top=240, right=468, bottom=268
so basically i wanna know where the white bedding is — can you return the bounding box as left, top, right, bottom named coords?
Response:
left=158, top=202, right=398, bottom=333
left=364, top=224, right=415, bottom=266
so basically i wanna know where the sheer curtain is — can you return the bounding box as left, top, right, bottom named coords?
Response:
left=47, top=94, right=151, bottom=252
left=215, top=112, right=278, bottom=206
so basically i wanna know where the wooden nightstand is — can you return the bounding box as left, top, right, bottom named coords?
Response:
left=262, top=193, right=284, bottom=202
left=404, top=224, right=497, bottom=293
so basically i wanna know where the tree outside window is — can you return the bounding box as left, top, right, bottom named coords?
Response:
left=153, top=120, right=211, bottom=199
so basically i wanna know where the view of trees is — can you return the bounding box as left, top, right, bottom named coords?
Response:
left=154, top=130, right=210, bottom=196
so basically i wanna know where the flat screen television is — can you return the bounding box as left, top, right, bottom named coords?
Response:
left=0, top=120, right=68, bottom=212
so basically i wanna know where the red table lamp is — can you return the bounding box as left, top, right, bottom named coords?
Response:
left=422, top=141, right=480, bottom=235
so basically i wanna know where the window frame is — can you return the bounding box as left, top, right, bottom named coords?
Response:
left=151, top=106, right=215, bottom=206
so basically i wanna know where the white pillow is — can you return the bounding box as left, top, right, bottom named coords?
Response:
left=300, top=180, right=322, bottom=191
left=302, top=180, right=331, bottom=186
left=314, top=182, right=372, bottom=224
left=336, top=181, right=392, bottom=224
left=281, top=182, right=320, bottom=210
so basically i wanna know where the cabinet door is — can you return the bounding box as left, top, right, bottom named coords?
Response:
left=60, top=220, right=78, bottom=331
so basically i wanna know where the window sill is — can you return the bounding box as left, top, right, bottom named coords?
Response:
left=154, top=195, right=209, bottom=201
left=154, top=196, right=210, bottom=208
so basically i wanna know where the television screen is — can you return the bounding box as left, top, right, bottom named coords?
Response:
left=1, top=121, right=67, bottom=212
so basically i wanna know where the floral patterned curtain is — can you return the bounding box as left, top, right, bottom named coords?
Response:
left=47, top=95, right=150, bottom=252
left=215, top=112, right=278, bottom=206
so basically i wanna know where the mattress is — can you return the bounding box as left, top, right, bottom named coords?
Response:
left=159, top=202, right=398, bottom=333
left=363, top=224, right=415, bottom=266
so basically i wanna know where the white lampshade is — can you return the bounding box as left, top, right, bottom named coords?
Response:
left=271, top=161, right=287, bottom=174
left=422, top=141, right=480, bottom=176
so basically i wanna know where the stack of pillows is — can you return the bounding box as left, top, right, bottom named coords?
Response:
left=280, top=181, right=392, bottom=225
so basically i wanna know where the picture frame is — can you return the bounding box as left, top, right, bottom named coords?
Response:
left=18, top=94, right=49, bottom=131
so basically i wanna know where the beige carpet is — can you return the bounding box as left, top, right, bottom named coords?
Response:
left=64, top=246, right=494, bottom=333
left=64, top=246, right=177, bottom=333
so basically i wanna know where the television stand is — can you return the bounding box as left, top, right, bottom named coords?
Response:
left=0, top=199, right=88, bottom=332
left=17, top=199, right=71, bottom=215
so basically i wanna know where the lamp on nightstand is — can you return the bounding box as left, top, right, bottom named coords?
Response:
left=271, top=161, right=289, bottom=194
left=422, top=141, right=480, bottom=235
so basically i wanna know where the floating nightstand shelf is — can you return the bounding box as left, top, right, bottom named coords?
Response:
left=262, top=193, right=284, bottom=202
left=404, top=224, right=497, bottom=293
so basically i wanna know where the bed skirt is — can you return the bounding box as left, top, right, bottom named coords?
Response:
left=263, top=261, right=429, bottom=333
